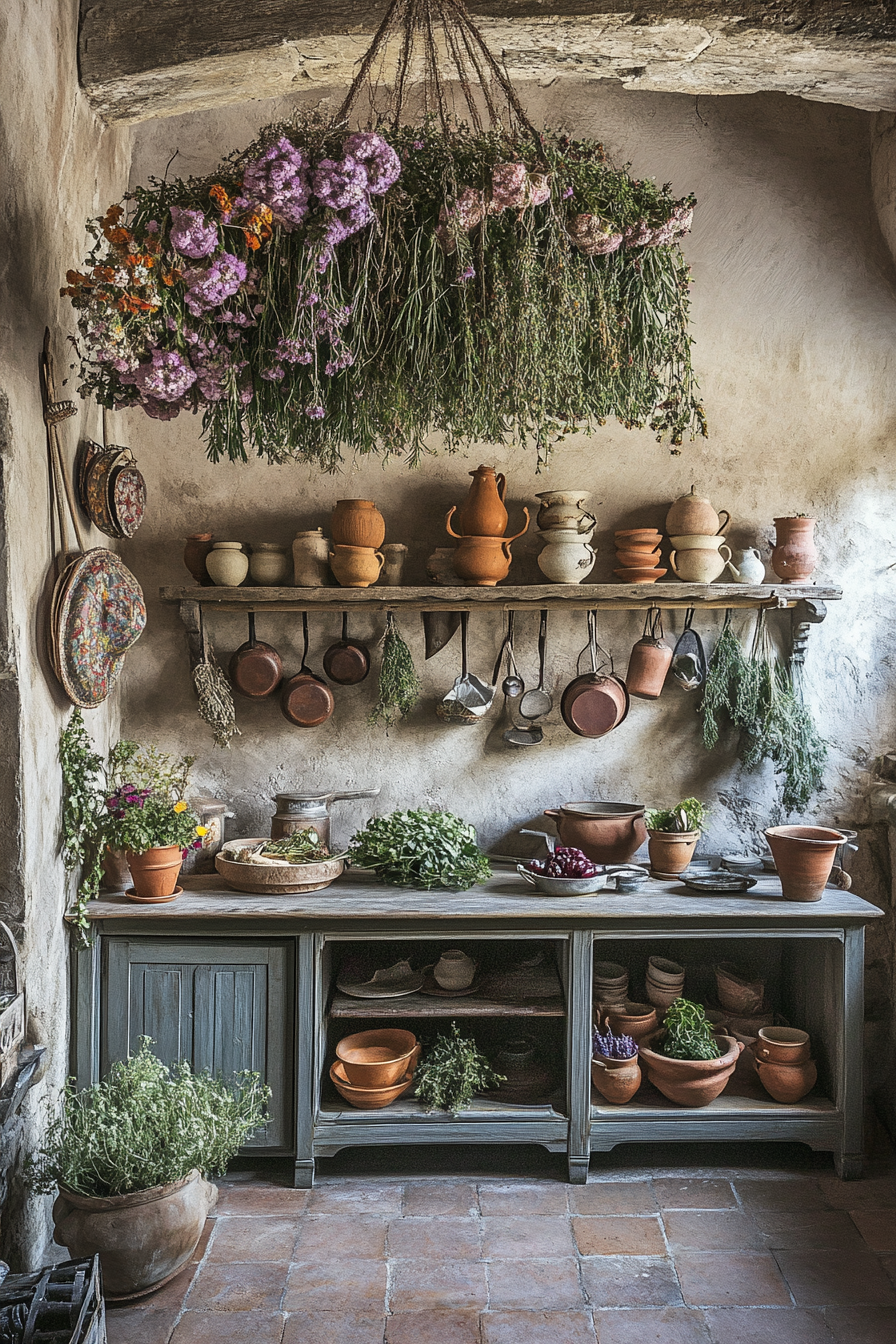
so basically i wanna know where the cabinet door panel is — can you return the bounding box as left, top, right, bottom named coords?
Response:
left=102, top=939, right=292, bottom=1151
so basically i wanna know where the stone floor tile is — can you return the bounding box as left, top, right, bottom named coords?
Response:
left=750, top=1211, right=865, bottom=1251
left=702, top=1307, right=832, bottom=1344
left=486, top=1257, right=585, bottom=1310
left=170, top=1311, right=286, bottom=1343
left=477, top=1182, right=569, bottom=1216
left=816, top=1175, right=896, bottom=1211
left=653, top=1180, right=737, bottom=1210
left=571, top=1181, right=657, bottom=1216
left=675, top=1252, right=791, bottom=1307
left=208, top=1215, right=298, bottom=1262
left=282, top=1311, right=386, bottom=1344
left=402, top=1181, right=478, bottom=1216
left=215, top=1186, right=310, bottom=1215
left=481, top=1214, right=575, bottom=1259
left=734, top=1180, right=831, bottom=1213
left=850, top=1209, right=896, bottom=1252
left=573, top=1214, right=666, bottom=1256
left=824, top=1305, right=896, bottom=1343
left=774, top=1250, right=896, bottom=1306
left=283, top=1260, right=388, bottom=1312
left=186, top=1262, right=287, bottom=1312
left=191, top=1219, right=216, bottom=1264
left=663, top=1210, right=764, bottom=1251
left=387, top=1215, right=480, bottom=1260
left=580, top=1256, right=681, bottom=1308
left=389, top=1259, right=488, bottom=1311
left=386, top=1309, right=481, bottom=1343
left=130, top=1269, right=196, bottom=1312
left=295, top=1214, right=387, bottom=1260
left=105, top=1307, right=179, bottom=1343
left=481, top=1309, right=596, bottom=1343
left=594, top=1306, right=712, bottom=1344
left=307, top=1182, right=403, bottom=1215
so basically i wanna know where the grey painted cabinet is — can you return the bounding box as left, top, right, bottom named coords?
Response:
left=102, top=938, right=293, bottom=1151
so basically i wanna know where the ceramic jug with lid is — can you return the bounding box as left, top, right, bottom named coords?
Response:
left=665, top=486, right=730, bottom=538
left=454, top=465, right=508, bottom=537
left=726, top=547, right=766, bottom=584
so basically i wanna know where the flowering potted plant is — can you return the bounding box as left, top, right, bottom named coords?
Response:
left=105, top=785, right=203, bottom=902
left=591, top=1022, right=641, bottom=1104
left=644, top=797, right=709, bottom=875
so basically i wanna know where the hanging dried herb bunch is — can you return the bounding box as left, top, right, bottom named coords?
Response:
left=370, top=612, right=421, bottom=727
left=414, top=1022, right=505, bottom=1113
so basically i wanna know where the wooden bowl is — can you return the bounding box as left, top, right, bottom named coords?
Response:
left=215, top=839, right=343, bottom=894
left=329, top=1059, right=416, bottom=1109
left=335, top=1029, right=419, bottom=1087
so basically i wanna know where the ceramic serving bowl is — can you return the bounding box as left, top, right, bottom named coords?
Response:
left=518, top=866, right=611, bottom=895
left=216, top=840, right=343, bottom=894
left=615, top=547, right=661, bottom=568
left=615, top=529, right=663, bottom=545
left=335, top=1029, right=420, bottom=1087
left=329, top=1060, right=417, bottom=1109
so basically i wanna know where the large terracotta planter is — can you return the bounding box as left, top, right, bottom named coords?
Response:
left=647, top=829, right=699, bottom=875
left=331, top=499, right=386, bottom=549
left=53, top=1169, right=217, bottom=1300
left=543, top=803, right=646, bottom=865
left=638, top=1031, right=743, bottom=1106
left=771, top=516, right=817, bottom=584
left=126, top=845, right=183, bottom=901
left=591, top=1054, right=641, bottom=1104
left=764, top=825, right=844, bottom=902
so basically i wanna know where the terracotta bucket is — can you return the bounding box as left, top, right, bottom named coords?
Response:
left=764, top=825, right=844, bottom=902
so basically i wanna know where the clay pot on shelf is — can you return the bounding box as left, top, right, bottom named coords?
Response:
left=615, top=528, right=663, bottom=547
left=591, top=1054, right=641, bottom=1104
left=537, top=529, right=596, bottom=584
left=183, top=533, right=215, bottom=586
left=647, top=830, right=699, bottom=875
left=125, top=846, right=183, bottom=902
left=638, top=1031, right=743, bottom=1106
left=645, top=956, right=685, bottom=1011
left=292, top=529, right=331, bottom=587
left=248, top=543, right=290, bottom=586
left=450, top=533, right=522, bottom=586
left=535, top=490, right=595, bottom=532
left=329, top=1059, right=416, bottom=1109
left=726, top=547, right=767, bottom=584
left=335, top=1028, right=420, bottom=1088
left=205, top=541, right=249, bottom=587
left=715, top=962, right=765, bottom=1015
left=433, top=949, right=476, bottom=990
left=771, top=517, right=817, bottom=584
left=669, top=545, right=731, bottom=584
left=53, top=1169, right=218, bottom=1300
left=625, top=611, right=673, bottom=699
left=331, top=499, right=386, bottom=550
left=764, top=825, right=845, bottom=902
left=754, top=1026, right=811, bottom=1065
left=665, top=486, right=730, bottom=538
left=329, top=544, right=385, bottom=588
left=544, top=802, right=646, bottom=865
left=602, top=1002, right=659, bottom=1042
left=454, top=464, right=508, bottom=537
left=380, top=543, right=408, bottom=585
left=593, top=961, right=629, bottom=1006
left=616, top=547, right=661, bottom=569
left=754, top=1057, right=818, bottom=1103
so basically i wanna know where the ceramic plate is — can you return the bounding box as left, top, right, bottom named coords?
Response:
left=109, top=460, right=147, bottom=538
left=336, top=974, right=425, bottom=999
left=52, top=548, right=146, bottom=707
left=681, top=873, right=758, bottom=893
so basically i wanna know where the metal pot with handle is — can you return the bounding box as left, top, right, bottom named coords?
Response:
left=560, top=611, right=630, bottom=738
left=271, top=789, right=381, bottom=846
left=280, top=612, right=335, bottom=728
left=228, top=612, right=283, bottom=698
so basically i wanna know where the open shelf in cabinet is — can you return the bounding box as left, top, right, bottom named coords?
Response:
left=329, top=991, right=565, bottom=1018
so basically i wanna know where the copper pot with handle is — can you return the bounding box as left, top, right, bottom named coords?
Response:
left=228, top=612, right=283, bottom=698
left=560, top=611, right=629, bottom=738
left=280, top=612, right=335, bottom=728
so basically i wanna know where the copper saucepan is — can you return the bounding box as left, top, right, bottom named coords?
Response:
left=322, top=612, right=370, bottom=685
left=229, top=612, right=283, bottom=699
left=561, top=611, right=630, bottom=738
left=281, top=612, right=335, bottom=728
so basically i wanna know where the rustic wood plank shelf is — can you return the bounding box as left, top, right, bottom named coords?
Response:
left=328, top=989, right=566, bottom=1017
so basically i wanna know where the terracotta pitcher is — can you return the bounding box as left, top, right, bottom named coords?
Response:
left=666, top=486, right=730, bottom=537
left=453, top=465, right=508, bottom=537
left=771, top=517, right=817, bottom=583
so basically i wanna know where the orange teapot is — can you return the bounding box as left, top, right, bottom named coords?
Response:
left=452, top=465, right=508, bottom=537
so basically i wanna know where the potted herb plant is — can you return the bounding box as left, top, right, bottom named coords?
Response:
left=591, top=1023, right=641, bottom=1104
left=638, top=998, right=742, bottom=1106
left=105, top=783, right=202, bottom=902
left=28, top=1039, right=269, bottom=1298
left=414, top=1023, right=505, bottom=1113
left=644, top=797, right=708, bottom=875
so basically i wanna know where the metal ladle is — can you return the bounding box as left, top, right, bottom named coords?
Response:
left=518, top=609, right=553, bottom=720
left=492, top=611, right=524, bottom=698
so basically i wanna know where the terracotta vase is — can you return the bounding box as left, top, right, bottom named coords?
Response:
left=126, top=845, right=183, bottom=902
left=205, top=541, right=249, bottom=587
left=544, top=804, right=646, bottom=865
left=331, top=499, right=386, bottom=549
left=53, top=1169, right=218, bottom=1299
left=625, top=637, right=673, bottom=699
left=292, top=529, right=331, bottom=586
left=451, top=535, right=513, bottom=586
left=329, top=544, right=385, bottom=588
left=665, top=487, right=730, bottom=537
left=638, top=1032, right=743, bottom=1106
left=764, top=825, right=844, bottom=902
left=591, top=1054, right=641, bottom=1104
left=755, top=1057, right=818, bottom=1103
left=647, top=830, right=699, bottom=875
left=248, top=543, right=290, bottom=585
left=454, top=464, right=508, bottom=537
left=183, top=533, right=215, bottom=586
left=771, top=517, right=817, bottom=584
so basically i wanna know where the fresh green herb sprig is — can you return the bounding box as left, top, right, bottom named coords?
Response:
left=656, top=998, right=722, bottom=1061
left=262, top=830, right=344, bottom=862
left=414, top=1023, right=505, bottom=1113
left=645, top=798, right=708, bottom=833
left=348, top=808, right=492, bottom=890
left=369, top=613, right=421, bottom=728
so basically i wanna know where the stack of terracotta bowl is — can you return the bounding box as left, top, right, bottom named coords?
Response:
left=751, top=1026, right=817, bottom=1102
left=714, top=962, right=773, bottom=1036
left=645, top=956, right=685, bottom=1011
left=613, top=528, right=666, bottom=584
left=330, top=1028, right=421, bottom=1108
left=329, top=499, right=386, bottom=588
left=593, top=961, right=629, bottom=1012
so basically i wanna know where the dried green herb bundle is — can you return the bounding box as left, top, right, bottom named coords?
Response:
left=414, top=1023, right=505, bottom=1113
left=193, top=652, right=240, bottom=748
left=699, top=613, right=751, bottom=749
left=369, top=612, right=421, bottom=727
left=657, top=998, right=722, bottom=1061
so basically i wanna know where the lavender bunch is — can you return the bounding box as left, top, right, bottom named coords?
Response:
left=592, top=1024, right=638, bottom=1061
left=168, top=206, right=218, bottom=259
left=242, top=136, right=311, bottom=229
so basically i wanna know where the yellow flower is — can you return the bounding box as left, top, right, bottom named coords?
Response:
left=173, top=801, right=188, bottom=813
left=196, top=825, right=208, bottom=837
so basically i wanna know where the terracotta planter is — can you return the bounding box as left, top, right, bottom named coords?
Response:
left=183, top=533, right=214, bottom=586
left=544, top=803, right=646, bottom=865
left=126, top=846, right=183, bottom=902
left=602, top=1001, right=659, bottom=1042
left=331, top=499, right=386, bottom=549
left=715, top=962, right=765, bottom=1015
left=592, top=1054, right=641, bottom=1104
left=639, top=1031, right=743, bottom=1106
left=647, top=830, right=699, bottom=875
left=454, top=464, right=508, bottom=537
left=755, top=1057, right=818, bottom=1103
left=771, top=517, right=817, bottom=584
left=53, top=1169, right=217, bottom=1300
left=765, top=825, right=844, bottom=902
left=755, top=1026, right=811, bottom=1065
left=329, top=544, right=385, bottom=588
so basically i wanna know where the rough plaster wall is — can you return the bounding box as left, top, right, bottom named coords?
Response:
left=121, top=85, right=896, bottom=1081
left=0, top=0, right=130, bottom=1267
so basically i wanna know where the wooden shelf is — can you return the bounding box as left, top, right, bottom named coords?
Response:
left=328, top=989, right=566, bottom=1018
left=161, top=582, right=841, bottom=614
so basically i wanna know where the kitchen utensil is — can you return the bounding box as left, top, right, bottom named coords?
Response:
left=280, top=612, right=335, bottom=728
left=422, top=610, right=462, bottom=659
left=270, top=789, right=380, bottom=846
left=518, top=610, right=553, bottom=719
left=560, top=612, right=630, bottom=738
left=437, top=611, right=494, bottom=721
left=670, top=609, right=707, bottom=691
left=323, top=612, right=371, bottom=685
left=625, top=607, right=672, bottom=699
left=228, top=612, right=283, bottom=698
left=215, top=841, right=344, bottom=894
left=503, top=717, right=544, bottom=747
left=493, top=611, right=524, bottom=698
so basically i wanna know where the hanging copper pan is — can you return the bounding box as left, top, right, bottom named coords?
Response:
left=281, top=612, right=335, bottom=728
left=229, top=612, right=283, bottom=698
left=561, top=611, right=630, bottom=738
left=322, top=612, right=370, bottom=685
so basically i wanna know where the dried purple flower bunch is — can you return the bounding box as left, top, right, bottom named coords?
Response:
left=592, top=1024, right=638, bottom=1061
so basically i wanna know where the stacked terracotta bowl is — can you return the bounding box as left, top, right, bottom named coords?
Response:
left=329, top=499, right=386, bottom=588
left=613, top=528, right=666, bottom=583
left=751, top=1026, right=817, bottom=1102
left=330, top=1028, right=421, bottom=1108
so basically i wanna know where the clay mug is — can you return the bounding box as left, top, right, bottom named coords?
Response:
left=726, top=547, right=766, bottom=584
left=665, top=486, right=730, bottom=537
left=535, top=490, right=595, bottom=532
left=292, top=529, right=330, bottom=586
left=669, top=545, right=731, bottom=584
left=331, top=499, right=386, bottom=550
left=454, top=464, right=508, bottom=537
left=329, top=544, right=385, bottom=588
left=205, top=541, right=249, bottom=587
left=771, top=517, right=817, bottom=583
left=433, top=949, right=476, bottom=990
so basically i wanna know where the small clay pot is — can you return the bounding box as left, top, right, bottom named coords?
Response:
left=715, top=962, right=765, bottom=1015
left=638, top=1031, right=742, bottom=1106
left=591, top=1054, right=641, bottom=1104
left=646, top=956, right=685, bottom=987
left=433, top=949, right=476, bottom=990
left=647, top=830, right=699, bottom=875
left=755, top=1057, right=818, bottom=1103
left=451, top=534, right=513, bottom=586
left=755, top=1026, right=811, bottom=1064
left=665, top=487, right=730, bottom=537
left=125, top=845, right=183, bottom=901
left=329, top=544, right=385, bottom=588
left=331, top=499, right=386, bottom=549
left=336, top=1028, right=419, bottom=1088
left=615, top=528, right=663, bottom=546
left=765, top=825, right=844, bottom=902
left=602, top=1001, right=658, bottom=1042
left=183, top=533, right=215, bottom=585
left=380, top=543, right=408, bottom=585
left=771, top=517, right=817, bottom=584
left=669, top=534, right=729, bottom=551
left=545, top=803, right=646, bottom=865
left=205, top=541, right=249, bottom=587
left=248, top=543, right=291, bottom=585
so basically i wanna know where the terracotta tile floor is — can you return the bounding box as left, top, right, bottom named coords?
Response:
left=106, top=1135, right=896, bottom=1343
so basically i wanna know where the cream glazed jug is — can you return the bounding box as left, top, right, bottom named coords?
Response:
left=726, top=547, right=766, bottom=584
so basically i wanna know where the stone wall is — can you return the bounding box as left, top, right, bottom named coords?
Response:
left=0, top=0, right=130, bottom=1266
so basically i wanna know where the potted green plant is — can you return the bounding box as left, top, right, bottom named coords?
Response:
left=28, top=1039, right=269, bottom=1298
left=414, top=1023, right=505, bottom=1113
left=105, top=784, right=202, bottom=902
left=644, top=797, right=708, bottom=875
left=638, top=998, right=742, bottom=1106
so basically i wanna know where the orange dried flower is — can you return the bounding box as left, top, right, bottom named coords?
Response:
left=209, top=184, right=233, bottom=215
